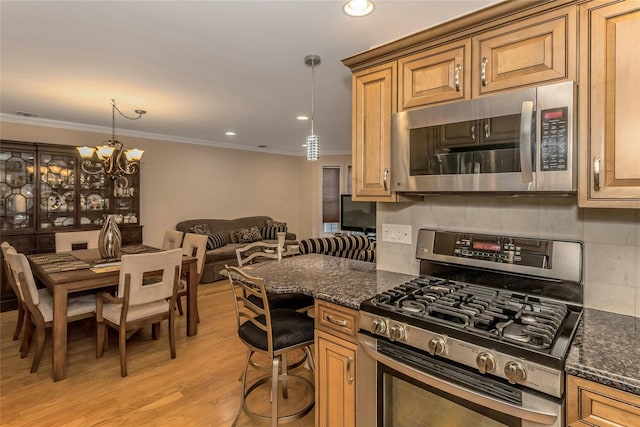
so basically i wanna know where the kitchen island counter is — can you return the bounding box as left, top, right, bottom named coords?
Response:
left=565, top=308, right=640, bottom=395
left=227, top=253, right=415, bottom=309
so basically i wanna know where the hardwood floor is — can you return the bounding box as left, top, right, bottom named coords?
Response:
left=0, top=280, right=315, bottom=426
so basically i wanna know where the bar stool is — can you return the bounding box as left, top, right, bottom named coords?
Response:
left=226, top=265, right=314, bottom=427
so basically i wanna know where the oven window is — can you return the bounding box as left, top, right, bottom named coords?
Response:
left=379, top=365, right=520, bottom=427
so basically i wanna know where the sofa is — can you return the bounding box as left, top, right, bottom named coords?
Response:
left=297, top=235, right=376, bottom=262
left=176, top=216, right=297, bottom=283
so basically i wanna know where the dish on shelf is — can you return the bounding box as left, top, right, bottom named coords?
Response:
left=86, top=192, right=105, bottom=210
left=40, top=183, right=52, bottom=198
left=47, top=193, right=67, bottom=211
left=80, top=217, right=91, bottom=225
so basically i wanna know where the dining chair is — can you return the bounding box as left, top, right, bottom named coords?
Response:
left=55, top=230, right=100, bottom=253
left=4, top=248, right=96, bottom=373
left=1, top=242, right=26, bottom=344
left=161, top=229, right=184, bottom=250
left=176, top=233, right=207, bottom=317
left=96, top=248, right=182, bottom=377
left=226, top=266, right=314, bottom=427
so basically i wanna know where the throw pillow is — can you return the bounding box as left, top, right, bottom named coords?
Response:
left=231, top=226, right=263, bottom=244
left=206, top=233, right=227, bottom=250
left=189, top=223, right=211, bottom=235
left=260, top=222, right=287, bottom=240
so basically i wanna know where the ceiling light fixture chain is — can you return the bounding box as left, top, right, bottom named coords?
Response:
left=76, top=99, right=146, bottom=181
left=305, top=54, right=321, bottom=161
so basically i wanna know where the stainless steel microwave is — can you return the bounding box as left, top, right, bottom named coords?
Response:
left=391, top=81, right=577, bottom=193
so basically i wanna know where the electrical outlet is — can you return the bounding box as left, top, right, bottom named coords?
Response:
left=381, top=224, right=412, bottom=244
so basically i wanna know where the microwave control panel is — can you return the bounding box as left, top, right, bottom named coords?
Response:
left=540, top=107, right=568, bottom=171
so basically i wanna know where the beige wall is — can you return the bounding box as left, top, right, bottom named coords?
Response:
left=1, top=121, right=348, bottom=247
left=376, top=196, right=640, bottom=317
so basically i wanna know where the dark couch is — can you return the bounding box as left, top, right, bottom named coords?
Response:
left=176, top=216, right=296, bottom=282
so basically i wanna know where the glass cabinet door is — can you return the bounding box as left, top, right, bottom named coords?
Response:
left=0, top=147, right=36, bottom=232
left=38, top=150, right=77, bottom=230
left=78, top=156, right=110, bottom=227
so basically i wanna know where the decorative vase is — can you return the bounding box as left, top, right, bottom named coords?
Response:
left=98, top=214, right=122, bottom=259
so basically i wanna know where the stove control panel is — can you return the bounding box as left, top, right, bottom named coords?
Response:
left=416, top=229, right=583, bottom=283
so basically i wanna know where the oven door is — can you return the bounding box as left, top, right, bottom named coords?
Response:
left=358, top=334, right=563, bottom=427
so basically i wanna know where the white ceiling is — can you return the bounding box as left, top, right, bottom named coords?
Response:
left=1, top=0, right=499, bottom=157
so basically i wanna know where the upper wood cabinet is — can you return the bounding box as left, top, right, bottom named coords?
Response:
left=399, top=40, right=471, bottom=110
left=578, top=0, right=640, bottom=208
left=472, top=6, right=577, bottom=97
left=352, top=62, right=398, bottom=201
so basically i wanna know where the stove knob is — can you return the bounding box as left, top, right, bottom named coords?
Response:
left=476, top=352, right=496, bottom=374
left=427, top=337, right=446, bottom=356
left=371, top=319, right=387, bottom=335
left=504, top=361, right=527, bottom=384
left=388, top=325, right=405, bottom=342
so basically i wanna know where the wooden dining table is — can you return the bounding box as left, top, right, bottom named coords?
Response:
left=27, top=244, right=199, bottom=382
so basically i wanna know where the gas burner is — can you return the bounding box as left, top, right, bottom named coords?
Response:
left=400, top=300, right=426, bottom=313
left=501, top=323, right=532, bottom=343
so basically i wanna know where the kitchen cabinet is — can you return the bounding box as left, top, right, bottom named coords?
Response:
left=0, top=140, right=142, bottom=311
left=472, top=6, right=576, bottom=97
left=346, top=2, right=577, bottom=201
left=315, top=300, right=358, bottom=427
left=567, top=374, right=640, bottom=426
left=578, top=0, right=640, bottom=208
left=352, top=62, right=397, bottom=201
left=398, top=40, right=471, bottom=110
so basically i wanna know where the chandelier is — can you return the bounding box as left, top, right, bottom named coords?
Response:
left=77, top=99, right=146, bottom=180
left=305, top=55, right=321, bottom=161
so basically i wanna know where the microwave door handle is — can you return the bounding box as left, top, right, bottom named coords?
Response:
left=519, top=101, right=534, bottom=183
left=359, top=340, right=558, bottom=425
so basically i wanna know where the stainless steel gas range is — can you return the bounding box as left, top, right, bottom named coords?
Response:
left=357, top=229, right=583, bottom=427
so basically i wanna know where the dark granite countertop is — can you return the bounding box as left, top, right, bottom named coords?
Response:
left=565, top=308, right=640, bottom=395
left=227, top=253, right=415, bottom=309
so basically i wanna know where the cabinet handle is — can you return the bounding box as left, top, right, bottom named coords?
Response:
left=326, top=314, right=347, bottom=327
left=593, top=157, right=601, bottom=191
left=481, top=57, right=488, bottom=86
left=484, top=119, right=491, bottom=138
left=471, top=125, right=476, bottom=141
left=454, top=64, right=462, bottom=92
left=383, top=168, right=389, bottom=192
left=347, top=357, right=354, bottom=384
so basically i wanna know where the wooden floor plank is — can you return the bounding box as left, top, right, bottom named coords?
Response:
left=0, top=280, right=315, bottom=426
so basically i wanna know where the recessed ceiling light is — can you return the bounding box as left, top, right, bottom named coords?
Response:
left=296, top=115, right=309, bottom=121
left=225, top=131, right=236, bottom=136
left=342, top=0, right=375, bottom=17
left=302, top=144, right=308, bottom=148
left=15, top=111, right=41, bottom=118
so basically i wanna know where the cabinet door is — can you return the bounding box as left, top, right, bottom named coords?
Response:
left=567, top=375, right=640, bottom=426
left=0, top=143, right=36, bottom=233
left=473, top=6, right=576, bottom=96
left=578, top=1, right=640, bottom=208
left=352, top=62, right=397, bottom=201
left=38, top=148, right=78, bottom=231
left=399, top=40, right=470, bottom=110
left=316, top=330, right=356, bottom=427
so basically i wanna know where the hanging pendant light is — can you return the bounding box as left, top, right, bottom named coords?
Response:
left=305, top=54, right=321, bottom=161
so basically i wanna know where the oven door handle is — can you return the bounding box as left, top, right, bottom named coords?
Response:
left=359, top=340, right=558, bottom=426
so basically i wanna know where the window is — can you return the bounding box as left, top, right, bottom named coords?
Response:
left=322, top=166, right=340, bottom=234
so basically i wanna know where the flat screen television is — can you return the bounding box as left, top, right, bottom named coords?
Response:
left=340, top=194, right=376, bottom=234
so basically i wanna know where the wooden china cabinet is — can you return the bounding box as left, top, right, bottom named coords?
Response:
left=0, top=140, right=142, bottom=311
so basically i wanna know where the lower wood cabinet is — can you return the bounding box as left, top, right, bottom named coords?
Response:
left=567, top=374, right=640, bottom=426
left=315, top=300, right=358, bottom=427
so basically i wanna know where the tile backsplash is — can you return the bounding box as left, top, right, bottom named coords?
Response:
left=376, top=196, right=640, bottom=317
